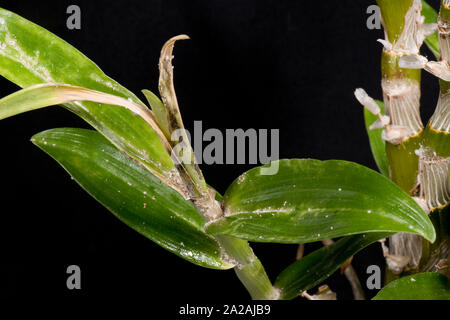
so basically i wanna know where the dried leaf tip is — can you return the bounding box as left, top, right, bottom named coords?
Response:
left=159, top=35, right=190, bottom=66
left=158, top=34, right=191, bottom=136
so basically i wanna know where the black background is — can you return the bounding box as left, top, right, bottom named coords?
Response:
left=0, top=0, right=442, bottom=302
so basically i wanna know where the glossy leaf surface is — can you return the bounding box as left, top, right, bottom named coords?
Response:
left=206, top=159, right=435, bottom=243
left=32, top=128, right=233, bottom=270
left=275, top=233, right=392, bottom=300
left=374, top=272, right=450, bottom=300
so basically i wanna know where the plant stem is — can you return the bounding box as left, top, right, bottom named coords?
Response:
left=377, top=0, right=424, bottom=193
left=417, top=1, right=450, bottom=277
left=377, top=0, right=427, bottom=279
left=216, top=235, right=279, bottom=300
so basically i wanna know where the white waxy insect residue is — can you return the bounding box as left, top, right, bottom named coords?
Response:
left=237, top=173, right=246, bottom=184
left=0, top=33, right=54, bottom=82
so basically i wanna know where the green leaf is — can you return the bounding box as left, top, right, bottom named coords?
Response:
left=31, top=128, right=233, bottom=270
left=364, top=100, right=389, bottom=177
left=374, top=272, right=450, bottom=300
left=275, top=232, right=392, bottom=300
left=142, top=89, right=170, bottom=139
left=422, top=0, right=440, bottom=59
left=206, top=159, right=436, bottom=243
left=0, top=8, right=175, bottom=179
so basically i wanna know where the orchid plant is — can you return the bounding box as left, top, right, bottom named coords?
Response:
left=0, top=1, right=448, bottom=300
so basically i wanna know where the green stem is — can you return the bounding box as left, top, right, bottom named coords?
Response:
left=377, top=0, right=423, bottom=193
left=377, top=0, right=424, bottom=283
left=217, top=236, right=278, bottom=300
left=377, top=0, right=414, bottom=43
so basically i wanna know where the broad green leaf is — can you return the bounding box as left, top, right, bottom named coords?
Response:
left=0, top=84, right=179, bottom=187
left=31, top=128, right=233, bottom=270
left=364, top=100, right=389, bottom=177
left=275, top=232, right=392, bottom=300
left=422, top=0, right=440, bottom=59
left=0, top=8, right=175, bottom=178
left=374, top=272, right=450, bottom=300
left=206, top=159, right=436, bottom=243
